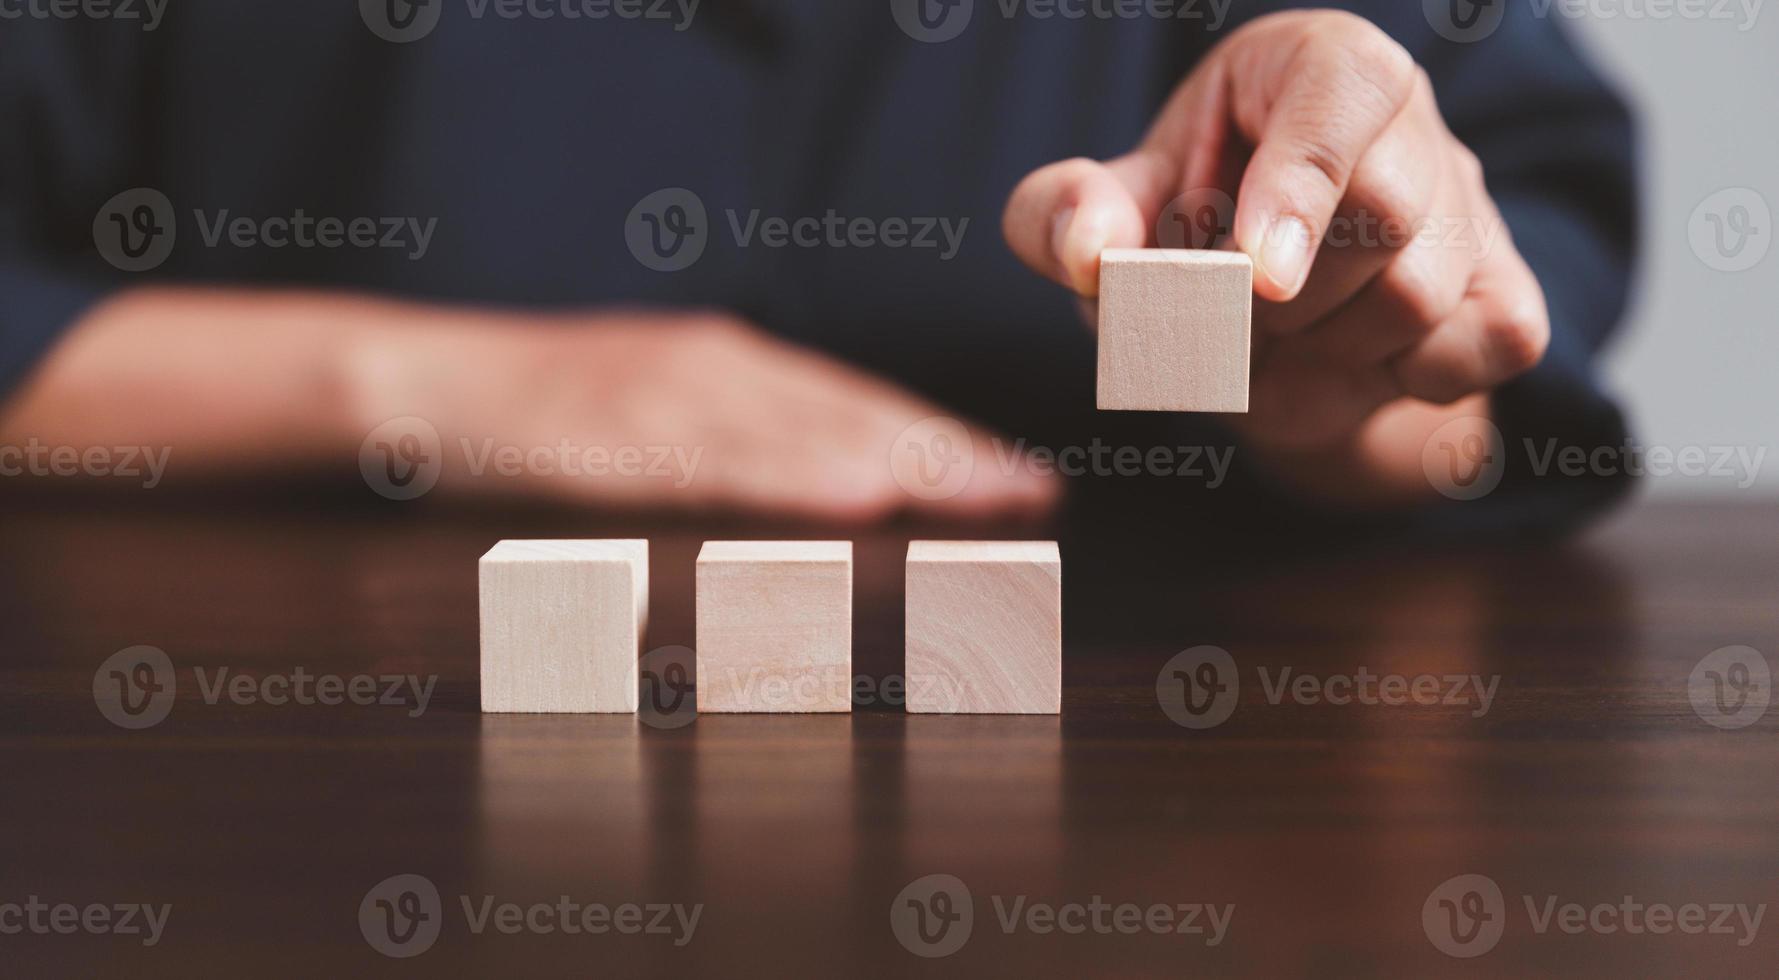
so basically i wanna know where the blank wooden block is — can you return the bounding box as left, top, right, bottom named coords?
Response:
left=479, top=539, right=648, bottom=713
left=696, top=541, right=852, bottom=713
left=1097, top=248, right=1252, bottom=413
left=905, top=541, right=1061, bottom=714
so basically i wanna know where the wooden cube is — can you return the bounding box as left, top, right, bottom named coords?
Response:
left=905, top=541, right=1061, bottom=714
left=479, top=539, right=648, bottom=713
left=1097, top=248, right=1251, bottom=413
left=696, top=541, right=852, bottom=713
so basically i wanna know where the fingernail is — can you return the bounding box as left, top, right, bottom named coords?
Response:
left=1256, top=216, right=1311, bottom=296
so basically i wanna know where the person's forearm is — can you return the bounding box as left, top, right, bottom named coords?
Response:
left=0, top=287, right=398, bottom=484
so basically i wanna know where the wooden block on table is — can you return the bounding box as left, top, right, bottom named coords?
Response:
left=696, top=541, right=852, bottom=713
left=905, top=541, right=1061, bottom=714
left=479, top=539, right=648, bottom=713
left=1096, top=248, right=1252, bottom=413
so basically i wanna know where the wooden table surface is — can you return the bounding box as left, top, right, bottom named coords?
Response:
left=3, top=500, right=1774, bottom=977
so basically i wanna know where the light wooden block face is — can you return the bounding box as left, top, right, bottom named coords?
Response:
left=905, top=541, right=1061, bottom=714
left=479, top=539, right=648, bottom=713
left=1096, top=248, right=1252, bottom=413
left=696, top=541, right=852, bottom=713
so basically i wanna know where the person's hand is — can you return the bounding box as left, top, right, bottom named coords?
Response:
left=352, top=308, right=1059, bottom=520
left=1004, top=11, right=1549, bottom=502
left=2, top=290, right=1056, bottom=520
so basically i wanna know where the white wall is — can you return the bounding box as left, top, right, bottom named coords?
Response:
left=1565, top=6, right=1778, bottom=498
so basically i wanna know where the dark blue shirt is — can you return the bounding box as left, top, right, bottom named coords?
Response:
left=0, top=1, right=1637, bottom=531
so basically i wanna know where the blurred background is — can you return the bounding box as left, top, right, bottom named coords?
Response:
left=1575, top=10, right=1778, bottom=497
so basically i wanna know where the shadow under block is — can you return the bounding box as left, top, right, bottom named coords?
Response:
left=696, top=541, right=853, bottom=713
left=1096, top=248, right=1252, bottom=413
left=478, top=539, right=648, bottom=713
left=904, top=541, right=1062, bottom=714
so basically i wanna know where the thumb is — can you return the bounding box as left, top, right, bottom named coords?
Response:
left=1003, top=157, right=1150, bottom=298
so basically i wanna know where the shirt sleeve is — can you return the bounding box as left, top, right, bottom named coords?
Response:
left=1423, top=7, right=1640, bottom=532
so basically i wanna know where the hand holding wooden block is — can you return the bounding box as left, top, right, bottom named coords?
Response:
left=479, top=539, right=648, bottom=713
left=1096, top=248, right=1252, bottom=413
left=905, top=541, right=1061, bottom=714
left=696, top=541, right=853, bottom=713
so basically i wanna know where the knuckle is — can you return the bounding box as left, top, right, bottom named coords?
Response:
left=1488, top=298, right=1551, bottom=375
left=1283, top=131, right=1353, bottom=203
left=1455, top=142, right=1486, bottom=184
left=1311, top=18, right=1415, bottom=107
left=1385, top=249, right=1462, bottom=329
left=1345, top=26, right=1416, bottom=98
left=1351, top=154, right=1433, bottom=235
